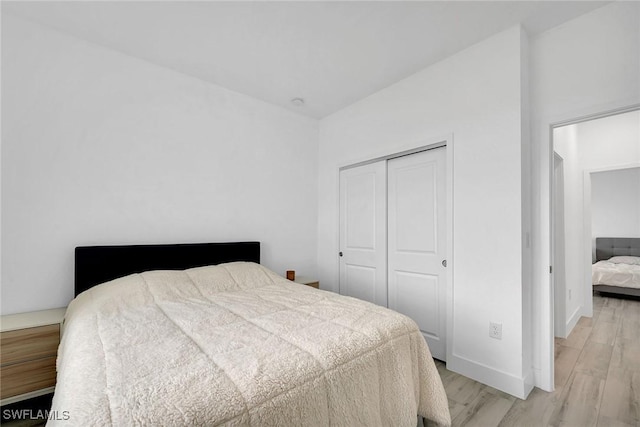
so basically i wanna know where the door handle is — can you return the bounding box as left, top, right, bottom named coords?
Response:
left=442, top=259, right=447, bottom=267
left=339, top=251, right=343, bottom=257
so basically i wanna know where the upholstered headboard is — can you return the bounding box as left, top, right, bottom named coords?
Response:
left=75, top=241, right=260, bottom=296
left=595, top=237, right=640, bottom=262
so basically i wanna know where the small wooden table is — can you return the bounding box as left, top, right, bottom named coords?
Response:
left=293, top=276, right=319, bottom=289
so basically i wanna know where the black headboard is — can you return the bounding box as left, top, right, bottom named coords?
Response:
left=75, top=242, right=260, bottom=296
left=595, top=237, right=640, bottom=262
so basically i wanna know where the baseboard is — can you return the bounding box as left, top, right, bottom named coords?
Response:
left=565, top=305, right=582, bottom=337
left=522, top=369, right=535, bottom=397
left=447, top=354, right=532, bottom=399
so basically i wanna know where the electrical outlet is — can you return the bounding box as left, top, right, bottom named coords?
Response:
left=489, top=322, right=502, bottom=340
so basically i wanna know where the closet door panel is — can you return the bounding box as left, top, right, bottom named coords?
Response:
left=339, top=161, right=387, bottom=307
left=393, top=162, right=437, bottom=253
left=388, top=148, right=447, bottom=360
left=344, top=265, right=376, bottom=303
left=390, top=271, right=439, bottom=335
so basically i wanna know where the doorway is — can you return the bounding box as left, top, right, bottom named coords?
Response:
left=550, top=107, right=640, bottom=385
left=339, top=146, right=448, bottom=361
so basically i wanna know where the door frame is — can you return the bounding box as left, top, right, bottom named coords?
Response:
left=337, top=134, right=454, bottom=362
left=552, top=152, right=566, bottom=339
left=542, top=104, right=640, bottom=391
left=582, top=162, right=640, bottom=308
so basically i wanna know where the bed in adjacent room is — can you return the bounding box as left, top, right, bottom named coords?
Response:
left=49, top=242, right=451, bottom=426
left=592, top=237, right=640, bottom=297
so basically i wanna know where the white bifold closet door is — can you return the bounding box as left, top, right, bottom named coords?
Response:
left=339, top=147, right=447, bottom=361
left=387, top=148, right=447, bottom=361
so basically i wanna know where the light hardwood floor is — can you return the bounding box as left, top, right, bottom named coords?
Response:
left=432, top=292, right=640, bottom=427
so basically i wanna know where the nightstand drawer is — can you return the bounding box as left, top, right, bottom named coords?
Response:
left=0, top=356, right=57, bottom=399
left=0, top=324, right=60, bottom=365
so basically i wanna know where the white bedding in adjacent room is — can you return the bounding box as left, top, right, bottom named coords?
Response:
left=49, top=262, right=450, bottom=426
left=592, top=257, right=640, bottom=289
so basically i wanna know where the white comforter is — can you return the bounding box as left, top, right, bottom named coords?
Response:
left=592, top=260, right=640, bottom=289
left=49, top=262, right=450, bottom=426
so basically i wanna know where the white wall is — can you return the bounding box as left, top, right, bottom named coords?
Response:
left=578, top=111, right=640, bottom=171
left=592, top=167, right=640, bottom=259
left=1, top=15, right=319, bottom=315
left=580, top=111, right=640, bottom=261
left=530, top=1, right=640, bottom=391
left=318, top=27, right=531, bottom=398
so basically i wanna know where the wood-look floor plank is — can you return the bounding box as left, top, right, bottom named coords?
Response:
left=617, top=316, right=640, bottom=341
left=444, top=373, right=491, bottom=407
left=557, top=325, right=591, bottom=350
left=577, top=315, right=596, bottom=328
left=452, top=390, right=514, bottom=427
left=548, top=372, right=604, bottom=427
left=621, top=298, right=640, bottom=319
left=593, top=294, right=605, bottom=308
left=600, top=299, right=617, bottom=310
left=589, top=320, right=619, bottom=346
left=597, top=306, right=621, bottom=324
left=554, top=344, right=581, bottom=389
left=610, top=338, right=640, bottom=372
left=598, top=367, right=640, bottom=426
left=436, top=360, right=459, bottom=385
left=497, top=387, right=562, bottom=427
left=597, top=414, right=636, bottom=427
left=573, top=341, right=614, bottom=379
left=447, top=398, right=468, bottom=422
left=602, top=296, right=624, bottom=309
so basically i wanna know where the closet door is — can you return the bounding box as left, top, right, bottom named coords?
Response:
left=388, top=148, right=447, bottom=360
left=339, top=161, right=387, bottom=307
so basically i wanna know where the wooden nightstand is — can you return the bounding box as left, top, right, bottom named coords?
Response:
left=0, top=307, right=66, bottom=406
left=293, top=276, right=319, bottom=289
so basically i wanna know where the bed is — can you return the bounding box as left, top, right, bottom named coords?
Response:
left=49, top=242, right=451, bottom=426
left=592, top=237, right=640, bottom=297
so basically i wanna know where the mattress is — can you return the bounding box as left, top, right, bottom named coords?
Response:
left=592, top=258, right=640, bottom=289
left=49, top=262, right=451, bottom=426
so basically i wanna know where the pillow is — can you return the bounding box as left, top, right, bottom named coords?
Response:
left=607, top=256, right=640, bottom=265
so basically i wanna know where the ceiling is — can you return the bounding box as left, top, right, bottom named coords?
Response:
left=3, top=1, right=609, bottom=118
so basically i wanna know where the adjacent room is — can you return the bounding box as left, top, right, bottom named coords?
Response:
left=1, top=1, right=639, bottom=426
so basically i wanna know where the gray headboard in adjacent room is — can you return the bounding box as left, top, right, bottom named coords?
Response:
left=595, top=237, right=640, bottom=262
